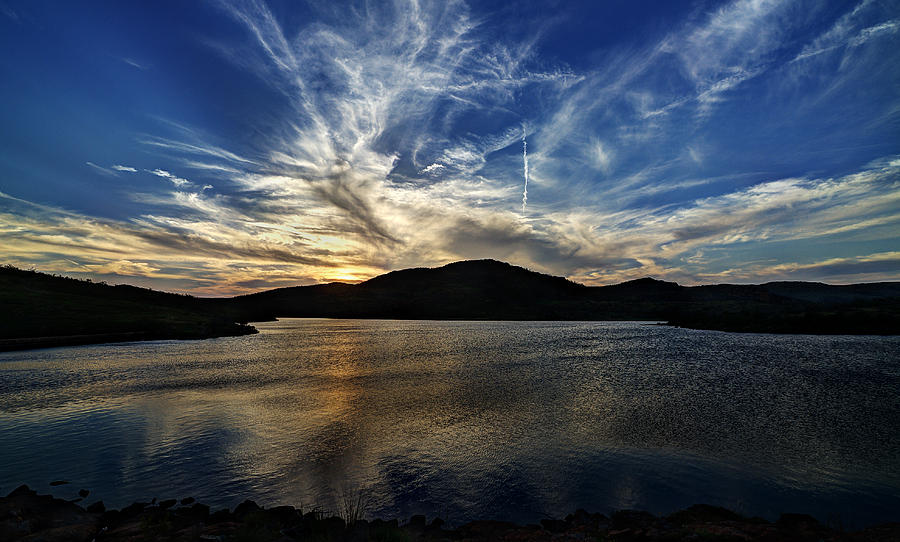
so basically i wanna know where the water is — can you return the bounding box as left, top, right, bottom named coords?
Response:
left=1, top=319, right=898, bottom=528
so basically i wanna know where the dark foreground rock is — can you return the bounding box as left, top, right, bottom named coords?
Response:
left=2, top=485, right=898, bottom=541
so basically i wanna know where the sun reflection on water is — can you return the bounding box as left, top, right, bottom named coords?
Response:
left=0, top=319, right=898, bottom=526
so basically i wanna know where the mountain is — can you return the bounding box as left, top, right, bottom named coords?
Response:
left=227, top=260, right=591, bottom=320
left=227, top=259, right=900, bottom=334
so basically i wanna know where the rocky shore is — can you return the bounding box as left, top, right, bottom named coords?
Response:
left=2, top=485, right=898, bottom=542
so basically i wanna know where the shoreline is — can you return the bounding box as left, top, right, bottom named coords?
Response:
left=3, top=485, right=898, bottom=541
left=1, top=318, right=896, bottom=353
left=0, top=325, right=258, bottom=353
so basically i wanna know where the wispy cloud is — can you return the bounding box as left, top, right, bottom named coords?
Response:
left=698, top=251, right=900, bottom=283
left=120, top=57, right=147, bottom=70
left=0, top=2, right=20, bottom=23
left=148, top=168, right=192, bottom=187
left=85, top=162, right=118, bottom=177
left=141, top=134, right=257, bottom=165
left=793, top=0, right=897, bottom=62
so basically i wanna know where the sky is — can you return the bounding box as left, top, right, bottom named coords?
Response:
left=1, top=0, right=898, bottom=295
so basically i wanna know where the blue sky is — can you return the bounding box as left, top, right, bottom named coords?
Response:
left=1, top=0, right=898, bottom=294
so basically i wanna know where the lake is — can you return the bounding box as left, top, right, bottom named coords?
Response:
left=1, top=319, right=898, bottom=528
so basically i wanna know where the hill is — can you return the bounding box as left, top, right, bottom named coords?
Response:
left=0, top=266, right=256, bottom=351
left=227, top=260, right=591, bottom=320
left=227, top=259, right=900, bottom=334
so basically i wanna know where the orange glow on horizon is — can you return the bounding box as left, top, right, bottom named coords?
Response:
left=320, top=268, right=377, bottom=284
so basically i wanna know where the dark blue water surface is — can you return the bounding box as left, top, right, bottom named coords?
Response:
left=1, top=320, right=898, bottom=528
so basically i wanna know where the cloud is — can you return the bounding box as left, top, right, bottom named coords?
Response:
left=847, top=20, right=900, bottom=46
left=0, top=190, right=347, bottom=295
left=118, top=0, right=900, bottom=288
left=148, top=168, right=192, bottom=187
left=591, top=140, right=613, bottom=174
left=7, top=1, right=899, bottom=293
left=120, top=57, right=147, bottom=70
left=85, top=162, right=118, bottom=177
left=0, top=3, right=19, bottom=22
left=141, top=135, right=257, bottom=165
left=183, top=161, right=241, bottom=174
left=8, top=151, right=900, bottom=293
left=792, top=0, right=897, bottom=62
left=698, top=251, right=900, bottom=283
left=421, top=163, right=445, bottom=175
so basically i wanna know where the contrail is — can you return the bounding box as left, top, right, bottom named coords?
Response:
left=521, top=127, right=529, bottom=214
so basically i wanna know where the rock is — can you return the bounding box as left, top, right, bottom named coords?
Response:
left=180, top=497, right=195, bottom=506
left=233, top=499, right=261, bottom=519
left=540, top=518, right=568, bottom=533
left=688, top=523, right=756, bottom=540
left=567, top=508, right=593, bottom=526
left=369, top=518, right=398, bottom=529
left=776, top=512, right=821, bottom=530
left=77, top=489, right=89, bottom=498
left=458, top=520, right=520, bottom=539
left=100, top=509, right=121, bottom=524
left=610, top=509, right=656, bottom=530
left=854, top=522, right=900, bottom=542
left=268, top=505, right=298, bottom=524
left=408, top=514, right=427, bottom=530
left=16, top=522, right=97, bottom=542
left=86, top=501, right=105, bottom=514
left=48, top=481, right=68, bottom=487
left=8, top=484, right=37, bottom=498
left=203, top=521, right=242, bottom=539
left=429, top=517, right=445, bottom=530
left=668, top=503, right=745, bottom=525
left=180, top=503, right=210, bottom=521
left=775, top=512, right=828, bottom=540
left=119, top=501, right=148, bottom=518
left=209, top=508, right=233, bottom=524
left=0, top=484, right=100, bottom=542
left=158, top=498, right=177, bottom=510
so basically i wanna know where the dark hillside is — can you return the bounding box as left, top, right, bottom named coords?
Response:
left=229, top=260, right=900, bottom=333
left=356, top=259, right=589, bottom=319
left=230, top=259, right=598, bottom=320
left=667, top=282, right=900, bottom=334
left=0, top=266, right=256, bottom=351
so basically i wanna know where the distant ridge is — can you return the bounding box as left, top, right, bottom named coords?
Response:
left=2, top=260, right=898, bottom=352
left=228, top=259, right=900, bottom=334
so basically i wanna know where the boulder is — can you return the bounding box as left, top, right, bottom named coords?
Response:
left=85, top=501, right=105, bottom=514
left=233, top=499, right=261, bottom=519
left=407, top=514, right=427, bottom=530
